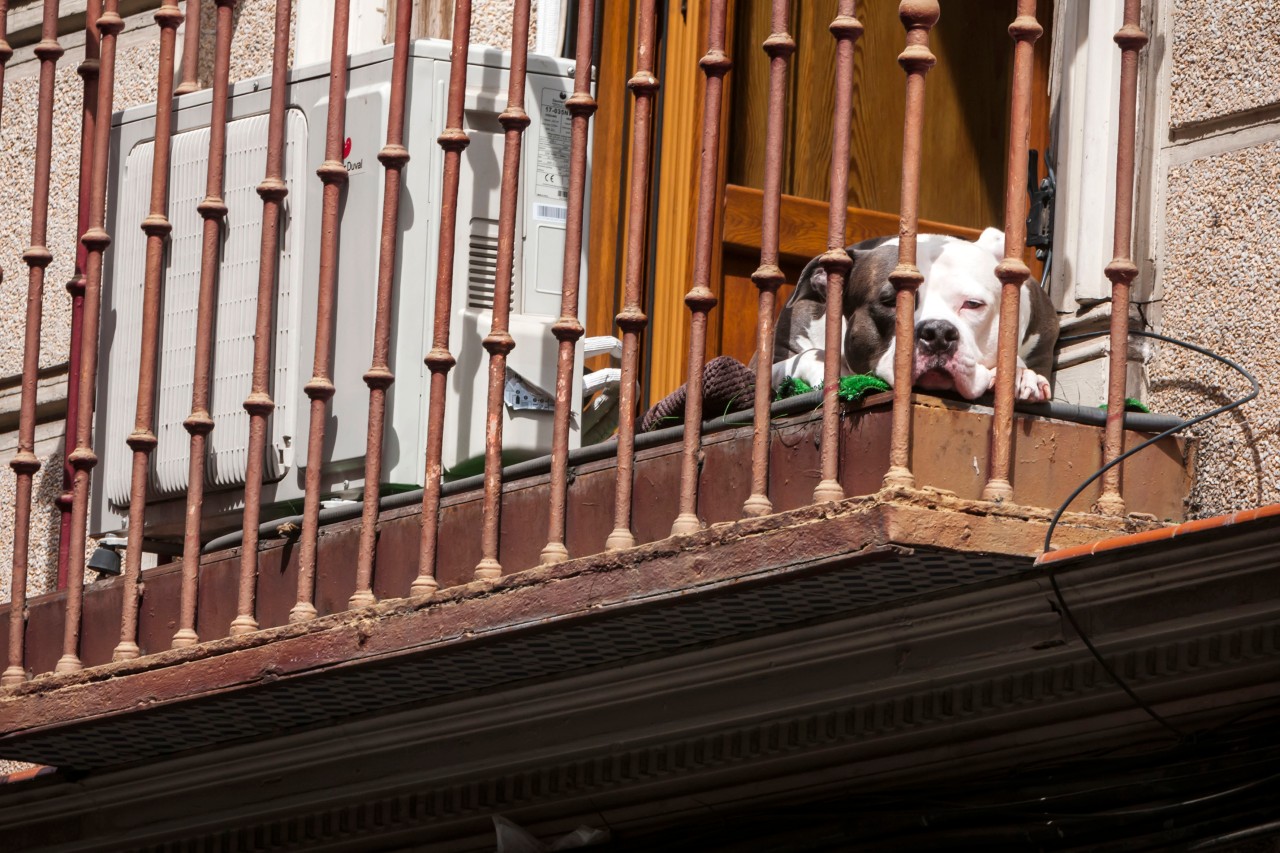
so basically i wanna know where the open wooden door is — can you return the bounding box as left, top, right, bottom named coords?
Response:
left=640, top=0, right=1054, bottom=401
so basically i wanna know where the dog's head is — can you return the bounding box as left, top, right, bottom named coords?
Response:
left=781, top=240, right=899, bottom=376
left=903, top=228, right=1011, bottom=397
left=773, top=228, right=1045, bottom=401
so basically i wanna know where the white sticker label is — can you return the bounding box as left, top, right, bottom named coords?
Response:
left=536, top=87, right=572, bottom=201
left=534, top=203, right=569, bottom=224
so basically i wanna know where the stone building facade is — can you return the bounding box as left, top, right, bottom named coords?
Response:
left=1144, top=1, right=1280, bottom=517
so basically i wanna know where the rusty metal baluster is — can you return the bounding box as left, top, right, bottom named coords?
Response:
left=882, top=0, right=938, bottom=492
left=812, top=2, right=864, bottom=505
left=231, top=0, right=292, bottom=636
left=742, top=1, right=795, bottom=519
left=605, top=0, right=659, bottom=551
left=474, top=0, right=533, bottom=581
left=291, top=0, right=352, bottom=623
left=4, top=0, right=62, bottom=686
left=113, top=0, right=184, bottom=662
left=173, top=0, right=235, bottom=649
left=413, top=0, right=473, bottom=595
left=54, top=0, right=102, bottom=590
left=1097, top=0, right=1147, bottom=517
left=0, top=0, right=16, bottom=685
left=175, top=0, right=200, bottom=94
left=671, top=0, right=732, bottom=536
left=540, top=0, right=598, bottom=564
left=351, top=0, right=414, bottom=608
left=983, top=1, right=1041, bottom=504
left=60, top=0, right=123, bottom=674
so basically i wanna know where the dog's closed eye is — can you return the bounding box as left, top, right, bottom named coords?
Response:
left=961, top=299, right=986, bottom=310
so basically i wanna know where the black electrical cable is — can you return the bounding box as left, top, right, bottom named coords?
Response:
left=1043, top=330, right=1260, bottom=553
left=1042, top=329, right=1260, bottom=741
left=1187, top=817, right=1280, bottom=851
left=904, top=753, right=1280, bottom=819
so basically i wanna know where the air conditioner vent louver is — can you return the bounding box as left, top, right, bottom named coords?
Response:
left=467, top=227, right=500, bottom=310
left=103, top=111, right=306, bottom=507
left=92, top=44, right=589, bottom=538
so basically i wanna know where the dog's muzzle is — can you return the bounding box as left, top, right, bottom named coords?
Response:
left=915, top=319, right=959, bottom=357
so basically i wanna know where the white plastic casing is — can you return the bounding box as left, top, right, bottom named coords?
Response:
left=94, top=40, right=591, bottom=538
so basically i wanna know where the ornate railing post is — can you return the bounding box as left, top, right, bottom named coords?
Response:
left=1097, top=0, right=1148, bottom=517
left=414, top=0, right=473, bottom=594
left=61, top=0, right=124, bottom=673
left=604, top=0, right=660, bottom=552
left=983, top=0, right=1042, bottom=504
left=231, top=0, right=293, bottom=636
left=474, top=0, right=534, bottom=581
left=54, top=0, right=102, bottom=589
left=541, top=0, right=599, bottom=564
left=173, top=0, right=237, bottom=648
left=670, top=0, right=732, bottom=536
left=742, top=0, right=796, bottom=519
left=292, top=0, right=353, bottom=623
left=351, top=0, right=415, bottom=607
left=5, top=0, right=63, bottom=685
left=812, top=1, right=865, bottom=505
left=882, top=0, right=939, bottom=492
left=113, top=0, right=184, bottom=662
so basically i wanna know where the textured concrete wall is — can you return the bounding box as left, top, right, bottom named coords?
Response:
left=1169, top=0, right=1280, bottom=128
left=1151, top=143, right=1280, bottom=517
left=472, top=0, right=538, bottom=49
left=1147, top=2, right=1280, bottom=519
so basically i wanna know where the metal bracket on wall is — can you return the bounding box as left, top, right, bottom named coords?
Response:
left=1027, top=148, right=1056, bottom=263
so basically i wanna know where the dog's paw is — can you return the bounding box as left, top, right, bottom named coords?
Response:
left=987, top=367, right=1052, bottom=402
left=1016, top=368, right=1052, bottom=402
left=771, top=351, right=828, bottom=391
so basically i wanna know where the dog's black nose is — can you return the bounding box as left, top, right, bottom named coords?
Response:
left=916, top=319, right=959, bottom=355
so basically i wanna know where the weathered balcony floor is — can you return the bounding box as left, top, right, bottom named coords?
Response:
left=0, top=393, right=1188, bottom=675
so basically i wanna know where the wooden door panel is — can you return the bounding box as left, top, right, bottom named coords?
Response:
left=730, top=0, right=1042, bottom=231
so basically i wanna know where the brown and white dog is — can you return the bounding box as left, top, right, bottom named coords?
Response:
left=771, top=228, right=1058, bottom=402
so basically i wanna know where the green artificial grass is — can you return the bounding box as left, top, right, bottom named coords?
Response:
left=776, top=373, right=891, bottom=403
left=444, top=448, right=547, bottom=482
left=1099, top=397, right=1151, bottom=414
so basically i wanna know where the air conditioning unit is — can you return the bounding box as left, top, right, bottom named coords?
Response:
left=93, top=40, right=591, bottom=539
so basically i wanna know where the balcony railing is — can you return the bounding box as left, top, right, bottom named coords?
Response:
left=1, top=0, right=1162, bottom=689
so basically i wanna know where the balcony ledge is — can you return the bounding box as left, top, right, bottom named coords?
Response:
left=0, top=487, right=1154, bottom=756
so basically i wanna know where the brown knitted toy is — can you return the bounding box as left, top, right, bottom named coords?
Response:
left=640, top=355, right=757, bottom=433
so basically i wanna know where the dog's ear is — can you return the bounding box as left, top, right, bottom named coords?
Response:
left=793, top=256, right=830, bottom=302
left=976, top=227, right=1005, bottom=261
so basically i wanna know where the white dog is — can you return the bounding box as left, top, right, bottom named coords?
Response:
left=770, top=228, right=1057, bottom=402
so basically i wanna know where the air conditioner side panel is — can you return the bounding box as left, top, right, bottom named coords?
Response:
left=445, top=63, right=589, bottom=474
left=96, top=109, right=308, bottom=529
